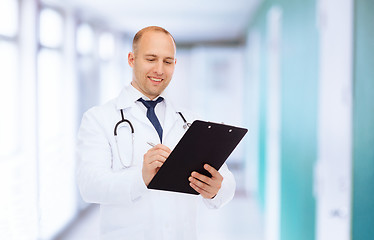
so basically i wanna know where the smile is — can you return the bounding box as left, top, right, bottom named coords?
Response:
left=148, top=77, right=163, bottom=82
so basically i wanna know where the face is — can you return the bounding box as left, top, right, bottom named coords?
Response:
left=128, top=31, right=177, bottom=100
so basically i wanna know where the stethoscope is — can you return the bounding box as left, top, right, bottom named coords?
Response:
left=113, top=109, right=191, bottom=168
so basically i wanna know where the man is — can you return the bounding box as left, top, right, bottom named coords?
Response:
left=77, top=26, right=236, bottom=240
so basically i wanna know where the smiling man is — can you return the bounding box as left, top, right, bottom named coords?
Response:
left=129, top=27, right=177, bottom=100
left=76, top=26, right=236, bottom=240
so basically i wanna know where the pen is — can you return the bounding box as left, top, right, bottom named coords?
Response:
left=147, top=142, right=156, bottom=147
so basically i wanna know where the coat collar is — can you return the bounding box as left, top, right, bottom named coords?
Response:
left=115, top=84, right=172, bottom=109
left=116, top=84, right=143, bottom=110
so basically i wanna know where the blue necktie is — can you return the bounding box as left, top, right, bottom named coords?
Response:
left=138, top=97, right=164, bottom=142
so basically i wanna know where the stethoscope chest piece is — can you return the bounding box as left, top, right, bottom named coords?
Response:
left=178, top=112, right=191, bottom=130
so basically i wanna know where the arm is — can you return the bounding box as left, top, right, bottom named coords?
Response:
left=76, top=109, right=147, bottom=205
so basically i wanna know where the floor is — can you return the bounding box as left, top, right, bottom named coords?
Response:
left=55, top=192, right=264, bottom=240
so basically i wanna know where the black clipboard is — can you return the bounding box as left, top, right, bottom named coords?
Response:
left=147, top=120, right=248, bottom=195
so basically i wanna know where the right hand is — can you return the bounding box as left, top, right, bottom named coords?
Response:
left=142, top=144, right=171, bottom=186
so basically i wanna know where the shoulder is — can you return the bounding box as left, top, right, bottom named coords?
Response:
left=82, top=98, right=117, bottom=123
left=164, top=98, right=204, bottom=123
left=178, top=108, right=200, bottom=122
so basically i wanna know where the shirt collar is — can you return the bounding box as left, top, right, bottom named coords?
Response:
left=116, top=83, right=167, bottom=110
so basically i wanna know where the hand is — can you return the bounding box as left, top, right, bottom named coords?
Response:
left=189, top=164, right=223, bottom=199
left=142, top=144, right=171, bottom=186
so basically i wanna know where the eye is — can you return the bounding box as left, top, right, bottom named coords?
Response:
left=164, top=59, right=174, bottom=64
left=146, top=58, right=155, bottom=62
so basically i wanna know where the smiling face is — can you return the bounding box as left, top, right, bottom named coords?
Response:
left=128, top=30, right=177, bottom=100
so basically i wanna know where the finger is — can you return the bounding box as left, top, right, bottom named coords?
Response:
left=145, top=155, right=167, bottom=165
left=189, top=182, right=213, bottom=199
left=189, top=182, right=201, bottom=194
left=146, top=151, right=169, bottom=162
left=189, top=176, right=218, bottom=199
left=153, top=144, right=171, bottom=153
left=204, top=164, right=223, bottom=180
left=150, top=160, right=164, bottom=169
left=189, top=181, right=208, bottom=194
left=191, top=171, right=212, bottom=186
left=189, top=176, right=210, bottom=192
left=144, top=149, right=170, bottom=163
left=155, top=148, right=171, bottom=158
left=148, top=148, right=171, bottom=159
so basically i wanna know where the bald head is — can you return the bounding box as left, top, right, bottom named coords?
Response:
left=132, top=26, right=176, bottom=56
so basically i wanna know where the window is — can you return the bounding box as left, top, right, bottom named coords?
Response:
left=38, top=7, right=64, bottom=158
left=39, top=8, right=63, bottom=48
left=0, top=0, right=19, bottom=156
left=0, top=1, right=40, bottom=239
left=38, top=7, right=77, bottom=239
left=99, top=32, right=115, bottom=60
left=77, top=23, right=94, bottom=56
left=76, top=23, right=100, bottom=114
left=0, top=0, right=18, bottom=37
left=0, top=41, right=19, bottom=156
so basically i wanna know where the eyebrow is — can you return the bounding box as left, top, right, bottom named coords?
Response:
left=144, top=54, right=157, bottom=57
left=144, top=54, right=174, bottom=60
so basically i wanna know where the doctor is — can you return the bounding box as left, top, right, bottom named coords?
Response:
left=76, top=26, right=236, bottom=240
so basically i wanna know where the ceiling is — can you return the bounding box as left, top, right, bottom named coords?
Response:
left=52, top=0, right=260, bottom=44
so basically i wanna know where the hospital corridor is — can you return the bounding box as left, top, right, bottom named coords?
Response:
left=1, top=0, right=374, bottom=240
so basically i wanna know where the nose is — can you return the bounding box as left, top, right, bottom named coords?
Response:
left=153, top=60, right=164, bottom=76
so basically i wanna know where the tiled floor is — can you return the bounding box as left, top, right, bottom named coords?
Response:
left=55, top=193, right=263, bottom=240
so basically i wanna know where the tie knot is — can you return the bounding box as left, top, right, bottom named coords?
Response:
left=138, top=97, right=164, bottom=109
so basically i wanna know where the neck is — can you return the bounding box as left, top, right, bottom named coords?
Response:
left=130, top=81, right=159, bottom=100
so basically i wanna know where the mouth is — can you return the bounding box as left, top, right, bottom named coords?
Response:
left=148, top=76, right=163, bottom=83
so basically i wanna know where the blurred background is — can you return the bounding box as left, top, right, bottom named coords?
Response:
left=1, top=0, right=373, bottom=239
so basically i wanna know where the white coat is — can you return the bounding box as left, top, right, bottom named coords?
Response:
left=76, top=85, right=236, bottom=240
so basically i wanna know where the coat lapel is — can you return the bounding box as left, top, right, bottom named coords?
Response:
left=128, top=104, right=152, bottom=128
left=163, top=99, right=179, bottom=141
left=116, top=85, right=152, bottom=128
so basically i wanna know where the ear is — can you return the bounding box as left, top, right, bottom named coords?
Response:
left=128, top=52, right=135, bottom=67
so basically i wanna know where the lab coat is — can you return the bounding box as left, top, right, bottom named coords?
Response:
left=76, top=85, right=236, bottom=240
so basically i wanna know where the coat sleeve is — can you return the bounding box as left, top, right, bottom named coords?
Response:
left=76, top=108, right=148, bottom=205
left=202, top=163, right=236, bottom=209
left=184, top=110, right=237, bottom=209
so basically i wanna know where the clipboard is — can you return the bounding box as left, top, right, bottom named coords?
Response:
left=147, top=120, right=248, bottom=195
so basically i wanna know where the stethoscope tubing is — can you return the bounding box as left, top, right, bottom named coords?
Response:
left=114, top=109, right=134, bottom=136
left=113, top=109, right=189, bottom=168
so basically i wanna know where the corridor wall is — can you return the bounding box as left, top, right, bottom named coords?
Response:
left=246, top=0, right=319, bottom=240
left=352, top=0, right=374, bottom=239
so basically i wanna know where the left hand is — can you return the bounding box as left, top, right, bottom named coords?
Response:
left=189, top=164, right=223, bottom=199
